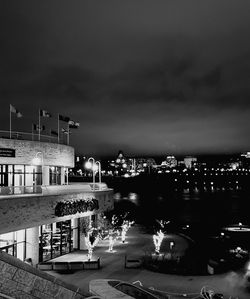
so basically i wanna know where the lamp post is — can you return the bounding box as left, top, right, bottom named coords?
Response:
left=32, top=152, right=44, bottom=186
left=85, top=157, right=96, bottom=190
left=95, top=161, right=102, bottom=184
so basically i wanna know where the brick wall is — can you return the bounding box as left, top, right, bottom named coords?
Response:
left=0, top=250, right=87, bottom=299
left=0, top=138, right=74, bottom=167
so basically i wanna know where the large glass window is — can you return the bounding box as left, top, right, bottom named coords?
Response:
left=49, top=167, right=61, bottom=185
left=0, top=230, right=25, bottom=261
left=39, top=220, right=78, bottom=262
left=0, top=165, right=42, bottom=187
left=0, top=165, right=42, bottom=194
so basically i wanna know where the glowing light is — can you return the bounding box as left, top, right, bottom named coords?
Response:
left=85, top=227, right=100, bottom=261
left=92, top=164, right=98, bottom=172
left=85, top=161, right=92, bottom=169
left=153, top=230, right=164, bottom=254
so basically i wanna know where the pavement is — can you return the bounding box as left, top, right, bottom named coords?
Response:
left=48, top=225, right=250, bottom=299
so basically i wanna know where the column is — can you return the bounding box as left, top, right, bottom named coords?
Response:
left=26, top=226, right=40, bottom=266
left=16, top=230, right=25, bottom=261
left=61, top=167, right=65, bottom=185
left=79, top=217, right=89, bottom=250
left=71, top=218, right=79, bottom=249
left=43, top=166, right=50, bottom=186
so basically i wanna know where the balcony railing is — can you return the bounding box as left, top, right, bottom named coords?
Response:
left=0, top=183, right=110, bottom=197
left=0, top=185, right=42, bottom=196
left=0, top=130, right=67, bottom=144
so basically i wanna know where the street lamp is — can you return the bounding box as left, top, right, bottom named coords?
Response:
left=95, top=161, right=102, bottom=184
left=32, top=152, right=44, bottom=186
left=85, top=157, right=96, bottom=190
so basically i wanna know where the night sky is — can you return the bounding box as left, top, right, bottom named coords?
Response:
left=1, top=1, right=250, bottom=157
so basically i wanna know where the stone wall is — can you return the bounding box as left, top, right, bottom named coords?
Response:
left=0, top=190, right=114, bottom=235
left=0, top=250, right=87, bottom=299
left=0, top=138, right=74, bottom=167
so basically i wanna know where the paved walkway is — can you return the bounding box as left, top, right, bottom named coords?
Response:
left=49, top=225, right=250, bottom=298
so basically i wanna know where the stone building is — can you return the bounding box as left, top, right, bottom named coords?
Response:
left=0, top=137, right=113, bottom=266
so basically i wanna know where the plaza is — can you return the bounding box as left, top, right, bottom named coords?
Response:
left=48, top=225, right=250, bottom=298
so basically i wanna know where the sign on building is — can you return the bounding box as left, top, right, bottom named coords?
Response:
left=0, top=148, right=16, bottom=157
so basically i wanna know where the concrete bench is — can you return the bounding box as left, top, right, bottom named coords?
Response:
left=37, top=262, right=53, bottom=271
left=69, top=261, right=84, bottom=271
left=124, top=255, right=142, bottom=269
left=37, top=259, right=100, bottom=272
left=83, top=258, right=100, bottom=270
left=53, top=262, right=69, bottom=272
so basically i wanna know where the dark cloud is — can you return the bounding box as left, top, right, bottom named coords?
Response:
left=0, top=1, right=250, bottom=156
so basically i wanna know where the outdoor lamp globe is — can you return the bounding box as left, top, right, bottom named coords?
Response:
left=85, top=161, right=92, bottom=169
left=93, top=164, right=98, bottom=172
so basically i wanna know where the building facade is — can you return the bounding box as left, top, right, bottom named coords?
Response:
left=0, top=138, right=113, bottom=266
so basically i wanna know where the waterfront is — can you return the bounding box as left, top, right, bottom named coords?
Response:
left=102, top=174, right=250, bottom=232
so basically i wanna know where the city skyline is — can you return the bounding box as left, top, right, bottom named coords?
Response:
left=1, top=1, right=250, bottom=156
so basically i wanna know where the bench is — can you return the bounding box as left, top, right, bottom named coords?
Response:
left=124, top=255, right=142, bottom=269
left=83, top=258, right=100, bottom=270
left=37, top=258, right=100, bottom=272
left=53, top=262, right=69, bottom=272
left=69, top=261, right=84, bottom=271
left=37, top=262, right=53, bottom=271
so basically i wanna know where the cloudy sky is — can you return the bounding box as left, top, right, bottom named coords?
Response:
left=0, top=0, right=250, bottom=157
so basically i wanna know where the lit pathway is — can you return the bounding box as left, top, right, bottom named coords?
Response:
left=49, top=225, right=250, bottom=298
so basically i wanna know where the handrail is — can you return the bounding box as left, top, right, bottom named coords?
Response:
left=0, top=185, right=42, bottom=196
left=0, top=130, right=67, bottom=144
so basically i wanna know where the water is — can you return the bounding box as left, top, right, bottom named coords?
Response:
left=103, top=174, right=250, bottom=231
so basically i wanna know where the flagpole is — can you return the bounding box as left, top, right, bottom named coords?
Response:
left=38, top=108, right=41, bottom=141
left=57, top=114, right=60, bottom=144
left=9, top=104, right=12, bottom=139
left=67, top=122, right=69, bottom=145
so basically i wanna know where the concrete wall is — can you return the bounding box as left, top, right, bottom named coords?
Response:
left=0, top=250, right=86, bottom=299
left=0, top=138, right=74, bottom=167
left=0, top=190, right=114, bottom=235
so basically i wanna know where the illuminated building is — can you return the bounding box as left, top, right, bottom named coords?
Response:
left=162, top=156, right=177, bottom=168
left=184, top=156, right=197, bottom=169
left=0, top=136, right=113, bottom=266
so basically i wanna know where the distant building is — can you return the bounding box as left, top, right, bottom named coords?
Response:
left=135, top=158, right=156, bottom=173
left=107, top=151, right=156, bottom=176
left=184, top=156, right=197, bottom=169
left=162, top=156, right=177, bottom=168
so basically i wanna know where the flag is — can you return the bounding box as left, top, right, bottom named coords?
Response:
left=10, top=104, right=22, bottom=117
left=68, top=120, right=80, bottom=129
left=40, top=109, right=51, bottom=117
left=50, top=129, right=58, bottom=136
left=61, top=128, right=71, bottom=134
left=33, top=124, right=45, bottom=131
left=59, top=114, right=70, bottom=122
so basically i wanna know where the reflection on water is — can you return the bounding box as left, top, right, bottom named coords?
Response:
left=113, top=183, right=250, bottom=227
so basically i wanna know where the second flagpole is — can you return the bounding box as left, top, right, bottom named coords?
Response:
left=9, top=104, right=12, bottom=139
left=38, top=108, right=41, bottom=141
left=57, top=114, right=60, bottom=144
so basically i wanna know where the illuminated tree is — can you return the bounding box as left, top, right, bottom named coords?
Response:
left=153, top=230, right=164, bottom=254
left=85, top=227, right=100, bottom=260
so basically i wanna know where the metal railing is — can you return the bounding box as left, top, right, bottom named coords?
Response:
left=0, top=130, right=67, bottom=144
left=0, top=185, right=42, bottom=196
left=0, top=183, right=109, bottom=197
